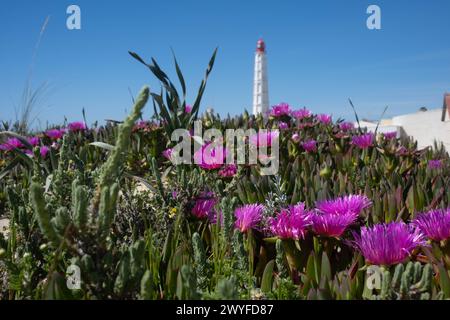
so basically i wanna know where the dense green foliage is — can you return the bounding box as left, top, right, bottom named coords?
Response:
left=0, top=51, right=449, bottom=300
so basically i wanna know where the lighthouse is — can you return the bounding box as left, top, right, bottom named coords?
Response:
left=252, top=39, right=269, bottom=115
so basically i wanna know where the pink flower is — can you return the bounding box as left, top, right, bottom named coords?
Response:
left=397, top=146, right=409, bottom=156
left=23, top=146, right=50, bottom=158
left=339, top=122, right=354, bottom=132
left=68, top=121, right=87, bottom=132
left=185, top=105, right=192, bottom=113
left=317, top=114, right=332, bottom=125
left=249, top=131, right=279, bottom=147
left=291, top=133, right=300, bottom=143
left=311, top=195, right=372, bottom=238
left=46, top=128, right=66, bottom=140
left=351, top=133, right=374, bottom=149
left=311, top=212, right=358, bottom=238
left=133, top=120, right=150, bottom=131
left=162, top=148, right=173, bottom=161
left=298, top=122, right=315, bottom=130
left=269, top=203, right=312, bottom=240
left=235, top=204, right=264, bottom=233
left=291, top=108, right=312, bottom=120
left=27, top=136, right=40, bottom=147
left=383, top=131, right=397, bottom=140
left=0, top=138, right=24, bottom=151
left=193, top=143, right=227, bottom=170
left=428, top=159, right=443, bottom=170
left=40, top=146, right=50, bottom=158
left=192, top=197, right=217, bottom=219
left=352, top=222, right=427, bottom=265
left=270, top=103, right=291, bottom=117
left=316, top=195, right=372, bottom=219
left=413, top=209, right=450, bottom=242
left=301, top=139, right=317, bottom=152
left=278, top=122, right=288, bottom=130
left=218, top=164, right=237, bottom=177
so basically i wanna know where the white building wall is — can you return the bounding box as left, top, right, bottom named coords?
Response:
left=355, top=121, right=403, bottom=138
left=391, top=109, right=450, bottom=150
left=356, top=109, right=450, bottom=150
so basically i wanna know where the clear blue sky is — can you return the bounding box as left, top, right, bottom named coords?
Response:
left=1, top=0, right=449, bottom=128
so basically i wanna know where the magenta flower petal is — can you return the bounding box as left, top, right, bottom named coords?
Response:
left=270, top=103, right=291, bottom=117
left=249, top=131, right=279, bottom=147
left=311, top=195, right=372, bottom=238
left=278, top=122, right=288, bottom=130
left=68, top=121, right=87, bottom=132
left=291, top=108, right=312, bottom=120
left=192, top=197, right=217, bottom=219
left=339, top=122, right=354, bottom=132
left=316, top=195, right=372, bottom=219
left=133, top=120, right=150, bottom=131
left=46, top=128, right=66, bottom=140
left=218, top=164, right=237, bottom=177
left=0, top=138, right=24, bottom=151
left=234, top=204, right=264, bottom=233
left=352, top=222, right=427, bottom=266
left=428, top=159, right=443, bottom=169
left=28, top=136, right=40, bottom=147
left=351, top=133, right=374, bottom=149
left=269, top=203, right=312, bottom=240
left=193, top=143, right=227, bottom=170
left=162, top=148, right=173, bottom=161
left=291, top=133, right=300, bottom=143
left=413, top=209, right=450, bottom=242
left=383, top=131, right=397, bottom=140
left=317, top=114, right=332, bottom=125
left=40, top=146, right=50, bottom=158
left=397, top=146, right=409, bottom=156
left=301, top=139, right=317, bottom=152
left=311, top=212, right=358, bottom=238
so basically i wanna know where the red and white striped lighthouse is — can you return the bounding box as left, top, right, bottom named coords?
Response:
left=253, top=39, right=269, bottom=115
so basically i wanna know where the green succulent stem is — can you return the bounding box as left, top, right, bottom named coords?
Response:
left=30, top=182, right=60, bottom=246
left=282, top=239, right=301, bottom=272
left=440, top=240, right=450, bottom=269
left=94, top=86, right=149, bottom=208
